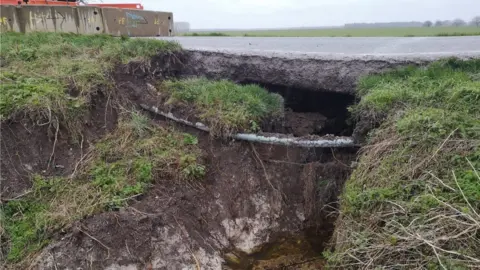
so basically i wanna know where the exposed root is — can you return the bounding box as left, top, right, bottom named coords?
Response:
left=77, top=226, right=111, bottom=252
left=46, top=117, right=59, bottom=170
left=250, top=143, right=282, bottom=197
left=104, top=91, right=112, bottom=128
left=69, top=136, right=94, bottom=180
left=36, top=107, right=52, bottom=127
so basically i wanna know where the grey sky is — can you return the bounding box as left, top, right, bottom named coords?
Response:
left=101, top=0, right=480, bottom=29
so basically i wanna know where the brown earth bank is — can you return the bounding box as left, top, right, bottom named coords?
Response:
left=0, top=93, right=118, bottom=201
left=1, top=53, right=359, bottom=269
left=1, top=52, right=186, bottom=201
left=32, top=130, right=356, bottom=269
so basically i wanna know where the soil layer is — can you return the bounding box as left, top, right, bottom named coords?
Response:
left=0, top=93, right=117, bottom=200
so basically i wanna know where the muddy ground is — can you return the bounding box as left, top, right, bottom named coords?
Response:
left=1, top=54, right=359, bottom=269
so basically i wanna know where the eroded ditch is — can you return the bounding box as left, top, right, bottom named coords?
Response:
left=2, top=50, right=372, bottom=269
left=137, top=76, right=359, bottom=269
left=140, top=68, right=359, bottom=269
left=218, top=85, right=358, bottom=269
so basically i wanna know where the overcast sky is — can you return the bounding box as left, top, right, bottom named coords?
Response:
left=99, top=0, right=480, bottom=29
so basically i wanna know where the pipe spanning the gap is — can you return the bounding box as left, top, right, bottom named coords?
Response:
left=140, top=104, right=356, bottom=148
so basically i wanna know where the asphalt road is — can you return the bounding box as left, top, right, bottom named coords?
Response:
left=158, top=36, right=480, bottom=56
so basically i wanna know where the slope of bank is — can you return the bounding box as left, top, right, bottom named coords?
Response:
left=328, top=59, right=480, bottom=269
left=0, top=32, right=185, bottom=266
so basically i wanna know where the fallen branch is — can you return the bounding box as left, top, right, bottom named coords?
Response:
left=141, top=104, right=356, bottom=148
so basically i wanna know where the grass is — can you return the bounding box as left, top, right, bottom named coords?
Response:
left=0, top=32, right=197, bottom=266
left=183, top=26, right=480, bottom=37
left=0, top=32, right=180, bottom=134
left=1, top=111, right=205, bottom=264
left=158, top=78, right=284, bottom=136
left=327, top=58, right=480, bottom=269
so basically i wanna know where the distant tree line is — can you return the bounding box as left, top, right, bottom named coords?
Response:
left=425, top=16, right=480, bottom=27
left=344, top=22, right=423, bottom=28
left=345, top=16, right=480, bottom=29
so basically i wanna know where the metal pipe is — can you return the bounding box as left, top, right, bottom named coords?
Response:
left=140, top=104, right=356, bottom=148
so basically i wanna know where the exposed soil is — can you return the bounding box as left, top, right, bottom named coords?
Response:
left=180, top=50, right=429, bottom=94
left=2, top=53, right=360, bottom=269
left=284, top=110, right=327, bottom=137
left=0, top=92, right=117, bottom=200
left=32, top=127, right=357, bottom=269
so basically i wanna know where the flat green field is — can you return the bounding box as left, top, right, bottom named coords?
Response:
left=185, top=26, right=480, bottom=37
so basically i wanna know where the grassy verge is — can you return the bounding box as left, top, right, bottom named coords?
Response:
left=0, top=32, right=180, bottom=134
left=158, top=78, right=284, bottom=136
left=189, top=26, right=480, bottom=37
left=1, top=112, right=204, bottom=264
left=326, top=59, right=480, bottom=268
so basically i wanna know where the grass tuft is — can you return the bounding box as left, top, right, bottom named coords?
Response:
left=158, top=78, right=284, bottom=137
left=0, top=32, right=181, bottom=133
left=328, top=58, right=480, bottom=268
left=1, top=111, right=204, bottom=264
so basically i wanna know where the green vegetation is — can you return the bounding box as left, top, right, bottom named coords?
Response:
left=159, top=78, right=284, bottom=136
left=0, top=32, right=203, bottom=266
left=327, top=59, right=480, bottom=268
left=184, top=26, right=480, bottom=37
left=0, top=32, right=180, bottom=132
left=2, top=112, right=204, bottom=263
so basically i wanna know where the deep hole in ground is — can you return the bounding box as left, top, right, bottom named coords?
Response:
left=221, top=145, right=359, bottom=270
left=2, top=51, right=361, bottom=269
left=241, top=81, right=356, bottom=137
left=129, top=74, right=360, bottom=269
left=134, top=76, right=361, bottom=269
